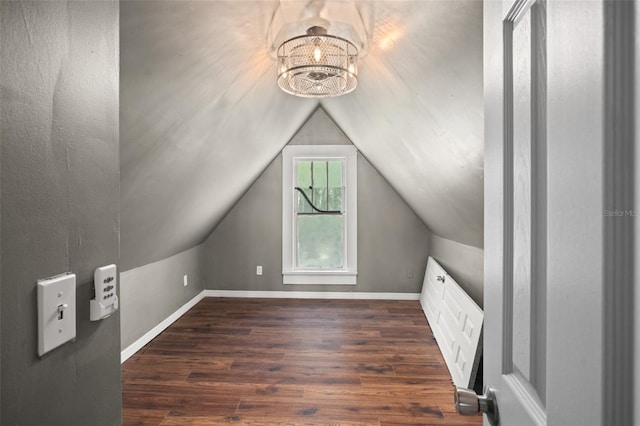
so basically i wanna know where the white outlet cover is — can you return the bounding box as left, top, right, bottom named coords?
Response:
left=37, top=273, right=76, bottom=356
left=256, top=266, right=263, bottom=276
left=183, top=275, right=188, bottom=286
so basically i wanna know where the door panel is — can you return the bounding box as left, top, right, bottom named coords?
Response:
left=420, top=258, right=445, bottom=321
left=509, top=0, right=548, bottom=405
left=439, top=279, right=484, bottom=385
left=485, top=0, right=548, bottom=424
left=485, top=0, right=610, bottom=424
left=511, top=7, right=533, bottom=383
left=503, top=0, right=546, bottom=421
left=420, top=257, right=483, bottom=388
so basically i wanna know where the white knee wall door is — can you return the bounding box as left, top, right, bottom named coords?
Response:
left=420, top=256, right=483, bottom=388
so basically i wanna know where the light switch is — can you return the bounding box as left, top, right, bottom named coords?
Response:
left=37, top=273, right=76, bottom=357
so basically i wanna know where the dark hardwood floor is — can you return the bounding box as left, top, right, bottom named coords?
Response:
left=122, top=297, right=482, bottom=425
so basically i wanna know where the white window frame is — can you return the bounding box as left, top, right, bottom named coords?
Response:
left=282, top=145, right=357, bottom=285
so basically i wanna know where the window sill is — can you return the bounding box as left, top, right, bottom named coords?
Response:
left=282, top=271, right=357, bottom=285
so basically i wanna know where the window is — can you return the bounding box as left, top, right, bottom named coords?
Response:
left=282, top=145, right=357, bottom=285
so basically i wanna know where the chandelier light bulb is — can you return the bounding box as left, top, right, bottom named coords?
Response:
left=280, top=63, right=288, bottom=78
left=313, top=46, right=322, bottom=62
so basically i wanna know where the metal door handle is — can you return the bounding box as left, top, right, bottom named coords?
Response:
left=436, top=275, right=445, bottom=282
left=455, top=386, right=499, bottom=425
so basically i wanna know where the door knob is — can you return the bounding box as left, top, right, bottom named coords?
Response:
left=455, top=386, right=499, bottom=425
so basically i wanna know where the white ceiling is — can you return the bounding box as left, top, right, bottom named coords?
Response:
left=120, top=0, right=483, bottom=270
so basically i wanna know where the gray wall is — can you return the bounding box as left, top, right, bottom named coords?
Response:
left=0, top=6, right=3, bottom=416
left=121, top=245, right=205, bottom=349
left=636, top=4, right=640, bottom=419
left=119, top=1, right=318, bottom=272
left=119, top=2, right=483, bottom=272
left=429, top=235, right=484, bottom=307
left=1, top=2, right=121, bottom=425
left=204, top=109, right=432, bottom=293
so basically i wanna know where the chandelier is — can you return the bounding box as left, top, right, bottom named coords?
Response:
left=277, top=26, right=358, bottom=98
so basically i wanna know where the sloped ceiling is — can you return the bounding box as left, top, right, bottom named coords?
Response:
left=120, top=1, right=483, bottom=271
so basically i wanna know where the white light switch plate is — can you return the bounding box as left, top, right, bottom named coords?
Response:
left=37, top=273, right=76, bottom=357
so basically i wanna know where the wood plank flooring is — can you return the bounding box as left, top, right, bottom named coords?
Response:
left=122, top=298, right=482, bottom=425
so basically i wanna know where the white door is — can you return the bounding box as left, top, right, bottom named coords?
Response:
left=482, top=0, right=634, bottom=425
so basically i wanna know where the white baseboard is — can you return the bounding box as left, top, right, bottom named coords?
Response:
left=120, top=291, right=206, bottom=363
left=121, top=289, right=420, bottom=363
left=203, top=289, right=420, bottom=300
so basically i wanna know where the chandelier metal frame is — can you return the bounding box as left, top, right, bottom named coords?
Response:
left=277, top=26, right=358, bottom=98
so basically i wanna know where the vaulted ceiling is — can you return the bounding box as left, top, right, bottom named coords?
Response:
left=120, top=0, right=483, bottom=271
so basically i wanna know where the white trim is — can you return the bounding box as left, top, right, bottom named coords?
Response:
left=203, top=290, right=420, bottom=300
left=504, top=373, right=547, bottom=425
left=282, top=145, right=358, bottom=282
left=120, top=291, right=205, bottom=363
left=283, top=271, right=357, bottom=285
left=282, top=270, right=357, bottom=275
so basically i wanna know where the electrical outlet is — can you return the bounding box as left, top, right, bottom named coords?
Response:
left=183, top=275, right=188, bottom=286
left=256, top=266, right=263, bottom=276
left=407, top=269, right=414, bottom=279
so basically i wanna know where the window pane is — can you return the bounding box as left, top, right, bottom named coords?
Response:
left=312, top=161, right=327, bottom=210
left=328, top=161, right=343, bottom=212
left=328, top=161, right=342, bottom=187
left=297, top=161, right=312, bottom=213
left=296, top=214, right=344, bottom=268
left=296, top=160, right=343, bottom=213
left=298, top=161, right=312, bottom=187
